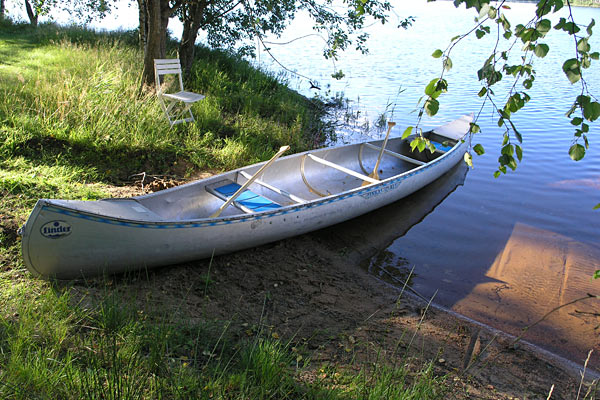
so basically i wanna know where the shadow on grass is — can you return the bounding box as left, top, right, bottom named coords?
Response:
left=8, top=134, right=196, bottom=183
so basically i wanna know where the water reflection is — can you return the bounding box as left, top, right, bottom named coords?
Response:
left=315, top=162, right=468, bottom=263
left=452, top=223, right=600, bottom=370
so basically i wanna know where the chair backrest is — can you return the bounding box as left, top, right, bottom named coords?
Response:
left=154, top=59, right=185, bottom=95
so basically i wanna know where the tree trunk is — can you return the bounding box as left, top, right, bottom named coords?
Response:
left=1, top=0, right=5, bottom=20
left=137, top=0, right=148, bottom=49
left=24, top=0, right=38, bottom=27
left=179, top=0, right=207, bottom=77
left=141, top=0, right=172, bottom=89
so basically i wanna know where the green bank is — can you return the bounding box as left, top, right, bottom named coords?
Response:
left=0, top=20, right=445, bottom=399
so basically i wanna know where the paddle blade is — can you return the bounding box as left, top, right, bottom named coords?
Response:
left=361, top=171, right=379, bottom=186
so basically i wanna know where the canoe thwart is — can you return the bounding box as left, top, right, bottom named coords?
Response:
left=305, top=154, right=379, bottom=183
left=206, top=179, right=282, bottom=214
left=300, top=153, right=380, bottom=197
left=359, top=143, right=426, bottom=173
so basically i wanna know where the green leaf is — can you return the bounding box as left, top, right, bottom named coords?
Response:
left=501, top=144, right=514, bottom=156
left=427, top=140, right=436, bottom=154
left=594, top=203, right=600, bottom=210
left=577, top=38, right=591, bottom=53
left=473, top=143, right=485, bottom=155
left=464, top=152, right=473, bottom=168
left=425, top=79, right=438, bottom=96
left=563, top=22, right=581, bottom=35
left=582, top=123, right=590, bottom=133
left=593, top=270, right=600, bottom=279
left=583, top=101, right=600, bottom=122
left=417, top=139, right=426, bottom=152
left=571, top=117, right=583, bottom=125
left=494, top=170, right=501, bottom=178
left=332, top=70, right=345, bottom=79
left=410, top=138, right=420, bottom=152
left=498, top=13, right=511, bottom=31
left=470, top=122, right=480, bottom=133
left=479, top=3, right=490, bottom=19
left=514, top=129, right=523, bottom=144
left=536, top=19, right=552, bottom=35
left=569, top=143, right=586, bottom=161
left=587, top=19, right=595, bottom=36
left=562, top=58, right=581, bottom=84
left=515, top=145, right=523, bottom=162
left=432, top=49, right=443, bottom=58
left=536, top=0, right=551, bottom=17
left=444, top=57, right=453, bottom=71
left=534, top=43, right=549, bottom=58
left=503, top=31, right=512, bottom=40
left=553, top=0, right=564, bottom=13
left=401, top=126, right=413, bottom=139
left=424, top=98, right=440, bottom=117
left=425, top=78, right=447, bottom=99
left=478, top=87, right=487, bottom=97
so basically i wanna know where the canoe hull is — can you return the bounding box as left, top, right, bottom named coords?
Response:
left=21, top=116, right=471, bottom=279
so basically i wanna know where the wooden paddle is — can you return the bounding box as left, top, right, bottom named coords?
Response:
left=362, top=121, right=396, bottom=186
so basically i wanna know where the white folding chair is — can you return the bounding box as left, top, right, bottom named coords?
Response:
left=154, top=59, right=205, bottom=126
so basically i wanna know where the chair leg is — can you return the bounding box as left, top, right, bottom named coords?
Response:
left=184, top=103, right=195, bottom=123
left=159, top=97, right=198, bottom=127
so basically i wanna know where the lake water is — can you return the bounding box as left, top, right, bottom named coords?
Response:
left=259, top=1, right=600, bottom=371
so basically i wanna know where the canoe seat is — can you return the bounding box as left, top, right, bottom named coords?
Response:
left=431, top=141, right=453, bottom=153
left=206, top=179, right=282, bottom=214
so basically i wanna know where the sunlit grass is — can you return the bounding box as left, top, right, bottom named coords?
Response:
left=0, top=273, right=449, bottom=399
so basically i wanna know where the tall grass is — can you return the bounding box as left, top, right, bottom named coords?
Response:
left=0, top=19, right=332, bottom=184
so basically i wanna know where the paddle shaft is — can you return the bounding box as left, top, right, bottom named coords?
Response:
left=373, top=121, right=396, bottom=174
left=362, top=121, right=396, bottom=186
left=210, top=145, right=290, bottom=218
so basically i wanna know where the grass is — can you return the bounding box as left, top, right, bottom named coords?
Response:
left=0, top=272, right=448, bottom=399
left=0, top=18, right=449, bottom=398
left=571, top=0, right=600, bottom=7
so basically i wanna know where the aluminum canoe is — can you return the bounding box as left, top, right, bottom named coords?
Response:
left=21, top=115, right=473, bottom=279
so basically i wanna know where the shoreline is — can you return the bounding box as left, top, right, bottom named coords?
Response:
left=79, top=174, right=596, bottom=398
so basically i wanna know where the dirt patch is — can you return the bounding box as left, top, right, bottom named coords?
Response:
left=101, top=171, right=216, bottom=197
left=74, top=221, right=595, bottom=399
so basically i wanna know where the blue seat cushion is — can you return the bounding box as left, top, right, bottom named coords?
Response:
left=213, top=182, right=281, bottom=212
left=431, top=141, right=453, bottom=152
